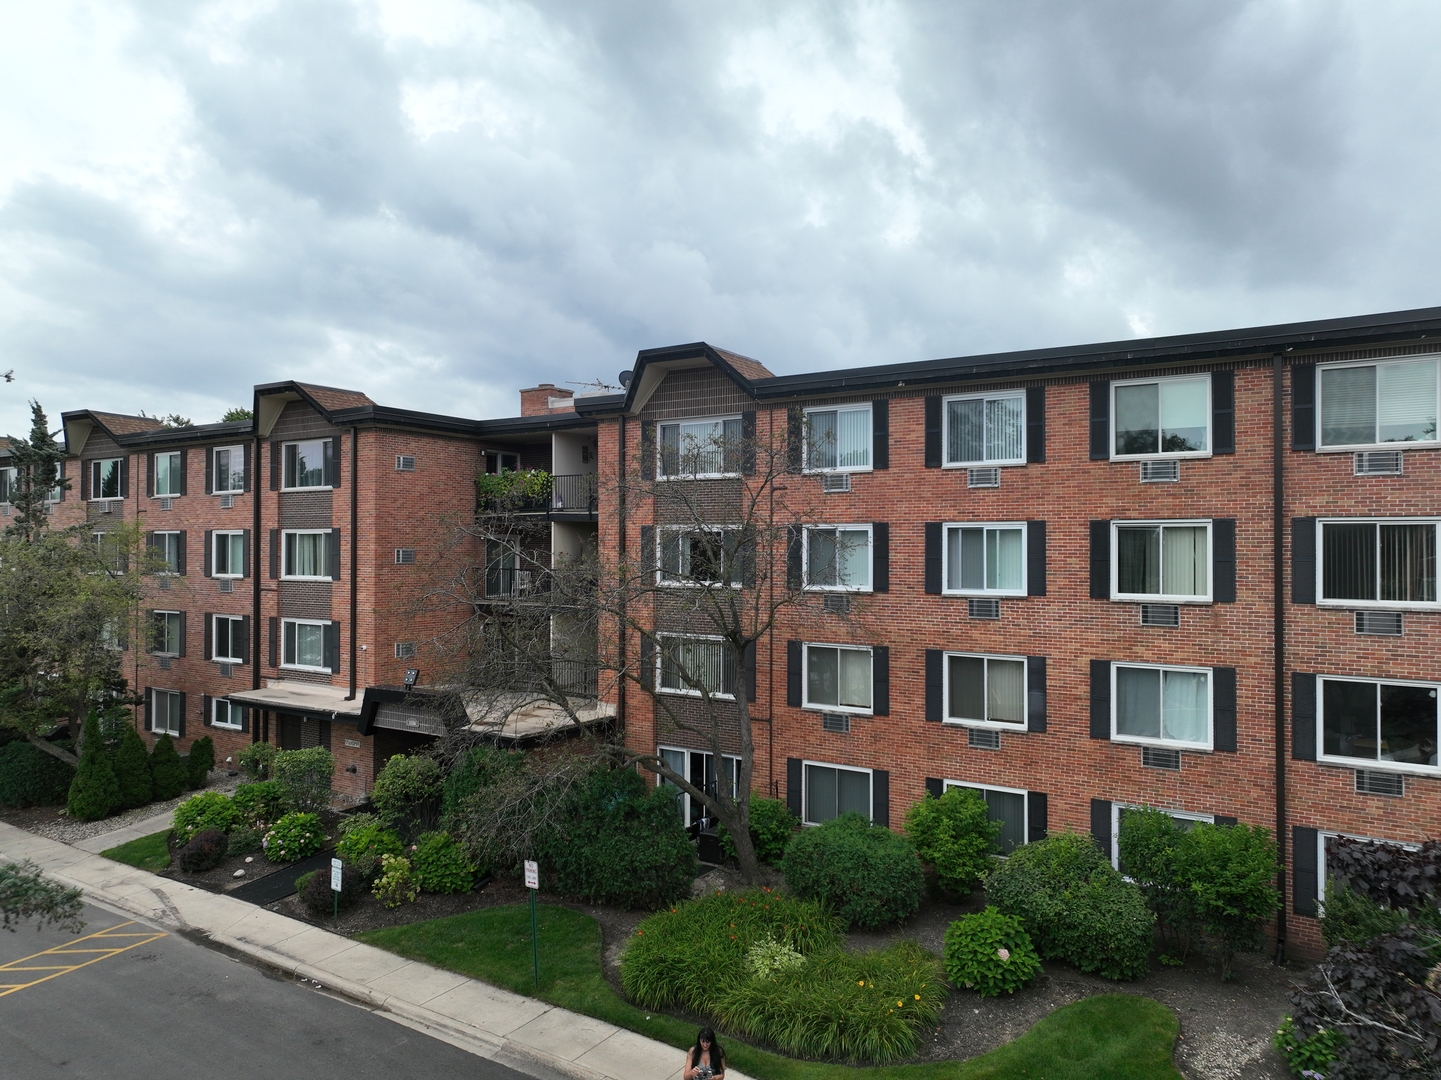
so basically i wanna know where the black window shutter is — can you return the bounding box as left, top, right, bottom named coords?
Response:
left=1089, top=520, right=1111, bottom=599
left=242, top=442, right=252, bottom=493
left=118, top=457, right=129, bottom=498
left=924, top=649, right=944, bottom=721
left=268, top=617, right=278, bottom=668
left=871, top=399, right=889, bottom=469
left=146, top=452, right=155, bottom=498
left=178, top=612, right=187, bottom=657
left=238, top=616, right=250, bottom=664
left=786, top=526, right=802, bottom=590
left=1026, top=521, right=1046, bottom=596
left=787, top=758, right=803, bottom=817
left=270, top=529, right=279, bottom=579
left=1089, top=380, right=1111, bottom=459
left=1090, top=660, right=1111, bottom=739
left=178, top=449, right=188, bottom=496
left=325, top=621, right=340, bottom=672
left=871, top=769, right=889, bottom=828
left=57, top=459, right=66, bottom=502
left=1212, top=666, right=1237, bottom=752
left=1211, top=370, right=1235, bottom=455
left=925, top=777, right=943, bottom=799
left=924, top=522, right=942, bottom=594
left=241, top=531, right=250, bottom=578
left=1025, top=385, right=1045, bottom=463
left=1291, top=364, right=1316, bottom=451
left=205, top=448, right=214, bottom=495
left=80, top=460, right=89, bottom=501
left=739, top=527, right=756, bottom=588
left=326, top=437, right=341, bottom=488
left=1292, top=517, right=1316, bottom=605
left=871, top=523, right=889, bottom=592
left=1090, top=798, right=1112, bottom=853
left=1292, top=672, right=1317, bottom=761
left=176, top=530, right=187, bottom=576
left=203, top=529, right=213, bottom=578
left=270, top=441, right=281, bottom=490
left=924, top=396, right=942, bottom=468
left=740, top=410, right=756, bottom=475
left=239, top=705, right=250, bottom=734
left=1214, top=815, right=1238, bottom=827
left=176, top=692, right=186, bottom=738
left=143, top=688, right=152, bottom=731
left=1027, top=657, right=1047, bottom=732
left=786, top=640, right=802, bottom=707
left=744, top=641, right=756, bottom=703
left=1027, top=792, right=1048, bottom=843
left=871, top=647, right=889, bottom=716
left=786, top=408, right=803, bottom=473
left=204, top=613, right=213, bottom=661
left=639, top=421, right=656, bottom=480
left=202, top=695, right=212, bottom=727
left=1293, top=826, right=1319, bottom=916
left=1212, top=518, right=1236, bottom=603
left=639, top=633, right=654, bottom=690
left=639, top=525, right=654, bottom=579
left=329, top=528, right=341, bottom=581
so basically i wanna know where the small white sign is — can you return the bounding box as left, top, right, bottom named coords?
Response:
left=331, top=857, right=343, bottom=892
left=524, top=860, right=539, bottom=890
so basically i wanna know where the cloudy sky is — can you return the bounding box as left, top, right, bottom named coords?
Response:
left=2, top=1, right=1440, bottom=437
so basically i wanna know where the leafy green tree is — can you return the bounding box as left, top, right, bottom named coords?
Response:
left=66, top=713, right=121, bottom=821
left=1118, top=807, right=1201, bottom=960
left=0, top=861, right=84, bottom=933
left=220, top=407, right=253, bottom=422
left=149, top=734, right=187, bottom=800
left=905, top=786, right=1001, bottom=895
left=1173, top=822, right=1280, bottom=980
left=112, top=724, right=154, bottom=809
left=4, top=401, right=70, bottom=544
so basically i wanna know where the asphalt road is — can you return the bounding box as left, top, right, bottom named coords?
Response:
left=0, top=901, right=530, bottom=1080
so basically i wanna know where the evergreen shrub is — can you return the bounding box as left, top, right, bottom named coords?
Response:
left=718, top=797, right=798, bottom=865
left=905, top=786, right=1000, bottom=895
left=263, top=811, right=324, bottom=863
left=782, top=813, right=924, bottom=929
left=440, top=745, right=522, bottom=826
left=149, top=735, right=187, bottom=801
left=173, top=791, right=238, bottom=845
left=372, top=753, right=442, bottom=831
left=67, top=714, right=121, bottom=822
left=0, top=740, right=74, bottom=808
left=186, top=735, right=214, bottom=790
left=272, top=748, right=333, bottom=814
left=177, top=828, right=229, bottom=873
left=408, top=831, right=475, bottom=893
left=231, top=781, right=290, bottom=830
left=111, top=726, right=153, bottom=810
left=943, top=907, right=1042, bottom=997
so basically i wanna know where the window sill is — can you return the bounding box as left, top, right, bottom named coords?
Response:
left=804, top=586, right=872, bottom=594
left=657, top=581, right=742, bottom=589
left=213, top=490, right=245, bottom=496
left=803, top=467, right=873, bottom=476
left=656, top=473, right=742, bottom=482
left=280, top=576, right=334, bottom=583
left=1318, top=600, right=1441, bottom=611
left=1112, top=735, right=1211, bottom=753
left=1317, top=442, right=1440, bottom=454
left=942, top=460, right=1026, bottom=470
left=210, top=722, right=243, bottom=731
left=212, top=574, right=244, bottom=581
left=280, top=486, right=333, bottom=493
left=942, top=590, right=1027, bottom=599
left=213, top=658, right=244, bottom=666
left=1113, top=596, right=1212, bottom=606
left=658, top=689, right=735, bottom=700
left=1109, top=452, right=1212, bottom=463
left=943, top=719, right=1028, bottom=732
left=151, top=495, right=183, bottom=501
left=802, top=704, right=873, bottom=717
left=1317, top=756, right=1438, bottom=776
left=280, top=664, right=332, bottom=674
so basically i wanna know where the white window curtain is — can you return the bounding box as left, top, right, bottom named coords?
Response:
left=1161, top=527, right=1208, bottom=596
left=836, top=409, right=870, bottom=468
left=947, top=526, right=1022, bottom=592
left=1115, top=666, right=1161, bottom=739
left=947, top=399, right=983, bottom=463
left=986, top=659, right=1025, bottom=724
left=986, top=529, right=1023, bottom=590
left=1158, top=379, right=1208, bottom=452
left=1161, top=670, right=1209, bottom=743
left=838, top=649, right=871, bottom=708
left=289, top=533, right=326, bottom=577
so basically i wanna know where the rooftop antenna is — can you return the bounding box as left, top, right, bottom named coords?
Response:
left=567, top=378, right=622, bottom=394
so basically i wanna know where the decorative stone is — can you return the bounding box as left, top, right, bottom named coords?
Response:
left=233, top=869, right=246, bottom=878
left=244, top=856, right=254, bottom=863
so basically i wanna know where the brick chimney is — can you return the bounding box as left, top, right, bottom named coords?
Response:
left=519, top=383, right=575, bottom=416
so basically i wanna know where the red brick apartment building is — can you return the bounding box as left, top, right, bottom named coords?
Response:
left=4, top=307, right=1438, bottom=956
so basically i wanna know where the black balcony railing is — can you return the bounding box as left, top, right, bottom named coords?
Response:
left=549, top=473, right=597, bottom=514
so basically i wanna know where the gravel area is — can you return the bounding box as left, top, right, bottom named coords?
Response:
left=0, top=771, right=243, bottom=845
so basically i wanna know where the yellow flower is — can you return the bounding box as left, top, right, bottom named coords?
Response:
left=897, top=1001, right=904, bottom=1008
left=858, top=980, right=865, bottom=986
left=914, top=994, right=921, bottom=1000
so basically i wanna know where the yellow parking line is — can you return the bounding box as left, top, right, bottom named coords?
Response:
left=0, top=921, right=167, bottom=997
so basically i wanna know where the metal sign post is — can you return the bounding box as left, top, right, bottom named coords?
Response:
left=331, top=857, right=343, bottom=928
left=524, top=859, right=539, bottom=990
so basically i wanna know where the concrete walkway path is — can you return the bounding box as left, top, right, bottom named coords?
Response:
left=0, top=821, right=735, bottom=1080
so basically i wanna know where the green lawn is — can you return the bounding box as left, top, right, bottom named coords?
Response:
left=358, top=904, right=1182, bottom=1080
left=100, top=829, right=171, bottom=873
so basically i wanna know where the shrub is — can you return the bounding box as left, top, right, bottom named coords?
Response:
left=111, top=726, right=153, bottom=810
left=0, top=860, right=85, bottom=934
left=373, top=853, right=419, bottom=908
left=263, top=811, right=324, bottom=863
left=944, top=907, right=1042, bottom=997
left=272, top=747, right=334, bottom=814
left=177, top=829, right=229, bottom=873
left=1053, top=871, right=1156, bottom=981
left=440, top=745, right=523, bottom=826
left=67, top=714, right=121, bottom=822
left=149, top=734, right=188, bottom=801
left=0, top=740, right=74, bottom=808
left=535, top=767, right=697, bottom=910
left=231, top=781, right=290, bottom=830
left=1321, top=879, right=1412, bottom=948
left=372, top=753, right=443, bottom=831
left=299, top=863, right=365, bottom=915
left=782, top=813, right=924, bottom=929
left=1118, top=807, right=1197, bottom=959
left=1171, top=822, right=1280, bottom=981
left=718, top=797, right=798, bottom=865
left=226, top=828, right=264, bottom=857
left=237, top=741, right=277, bottom=782
left=1274, top=1015, right=1346, bottom=1078
left=336, top=818, right=404, bottom=881
left=172, top=791, right=239, bottom=845
left=905, top=787, right=1000, bottom=895
left=409, top=831, right=475, bottom=893
left=186, top=735, right=215, bottom=790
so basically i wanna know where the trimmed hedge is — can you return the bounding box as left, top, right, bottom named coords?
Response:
left=0, top=740, right=74, bottom=808
left=177, top=829, right=229, bottom=873
left=782, top=813, right=924, bottom=929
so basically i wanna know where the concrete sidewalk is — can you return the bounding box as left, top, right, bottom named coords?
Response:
left=72, top=808, right=177, bottom=853
left=0, top=821, right=730, bottom=1080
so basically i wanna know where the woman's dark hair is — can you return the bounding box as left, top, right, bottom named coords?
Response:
left=692, top=1028, right=724, bottom=1068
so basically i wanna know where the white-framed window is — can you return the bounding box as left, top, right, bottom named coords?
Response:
left=281, top=618, right=329, bottom=671
left=484, top=451, right=520, bottom=474
left=282, top=530, right=330, bottom=580
left=152, top=531, right=181, bottom=574
left=943, top=523, right=1026, bottom=596
left=0, top=466, right=16, bottom=503
left=657, top=416, right=743, bottom=478
left=805, top=405, right=871, bottom=472
left=657, top=634, right=735, bottom=699
left=802, top=761, right=872, bottom=825
left=1318, top=519, right=1438, bottom=608
left=151, top=611, right=182, bottom=656
left=943, top=780, right=1029, bottom=855
left=1112, top=663, right=1212, bottom=750
left=213, top=445, right=246, bottom=494
left=212, top=698, right=245, bottom=730
left=803, top=643, right=873, bottom=714
left=944, top=391, right=1025, bottom=467
left=282, top=439, right=329, bottom=490
left=213, top=531, right=245, bottom=577
left=1112, top=520, right=1212, bottom=603
left=1112, top=804, right=1214, bottom=871
left=657, top=746, right=740, bottom=827
left=213, top=615, right=245, bottom=663
left=94, top=531, right=128, bottom=574
left=1318, top=356, right=1440, bottom=450
left=1319, top=676, right=1439, bottom=773
left=1112, top=374, right=1210, bottom=459
left=90, top=458, right=123, bottom=499
left=1317, top=832, right=1423, bottom=910
left=100, top=618, right=124, bottom=650
left=944, top=653, right=1027, bottom=729
left=803, top=525, right=872, bottom=591
left=658, top=527, right=744, bottom=587
left=154, top=451, right=183, bottom=497
left=151, top=689, right=182, bottom=736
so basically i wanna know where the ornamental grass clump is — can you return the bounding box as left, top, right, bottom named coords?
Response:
left=263, top=811, right=324, bottom=863
left=943, top=907, right=1042, bottom=997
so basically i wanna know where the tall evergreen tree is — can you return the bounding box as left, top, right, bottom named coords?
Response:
left=5, top=402, right=69, bottom=543
left=67, top=713, right=120, bottom=822
left=112, top=724, right=154, bottom=809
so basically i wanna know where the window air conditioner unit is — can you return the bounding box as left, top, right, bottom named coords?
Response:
left=1355, top=770, right=1404, bottom=797
left=968, top=728, right=1001, bottom=750
left=1142, top=746, right=1181, bottom=771
left=1140, top=460, right=1180, bottom=483
left=1141, top=604, right=1180, bottom=627
left=1355, top=611, right=1403, bottom=636
left=967, top=468, right=1000, bottom=488
left=968, top=598, right=1000, bottom=620
left=1354, top=451, right=1402, bottom=476
left=821, top=473, right=851, bottom=493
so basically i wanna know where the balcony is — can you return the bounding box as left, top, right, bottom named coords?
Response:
left=549, top=473, right=597, bottom=516
left=477, top=472, right=596, bottom=519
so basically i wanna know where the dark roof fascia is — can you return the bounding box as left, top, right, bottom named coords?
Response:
left=619, top=342, right=759, bottom=413
left=118, top=421, right=254, bottom=448
left=748, top=305, right=1441, bottom=400
left=470, top=412, right=597, bottom=437
left=324, top=403, right=596, bottom=439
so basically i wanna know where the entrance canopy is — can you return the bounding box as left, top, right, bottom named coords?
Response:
left=226, top=680, right=365, bottom=724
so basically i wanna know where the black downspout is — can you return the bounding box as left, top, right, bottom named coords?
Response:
left=252, top=435, right=262, bottom=742
left=616, top=416, right=626, bottom=734
left=347, top=427, right=358, bottom=700
left=1273, top=353, right=1288, bottom=964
